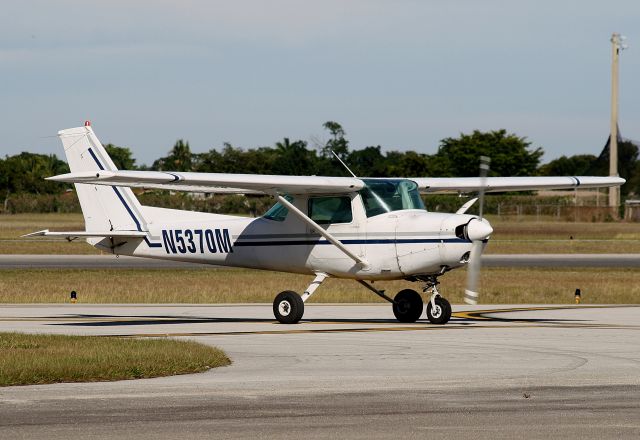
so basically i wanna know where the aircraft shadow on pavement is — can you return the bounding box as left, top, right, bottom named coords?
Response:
left=458, top=309, right=590, bottom=324
left=46, top=313, right=587, bottom=327
left=50, top=315, right=275, bottom=327
left=50, top=315, right=418, bottom=327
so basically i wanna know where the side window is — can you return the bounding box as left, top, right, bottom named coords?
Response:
left=263, top=196, right=292, bottom=222
left=360, top=187, right=389, bottom=217
left=308, top=196, right=353, bottom=224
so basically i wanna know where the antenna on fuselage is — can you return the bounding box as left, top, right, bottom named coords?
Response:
left=331, top=150, right=357, bottom=178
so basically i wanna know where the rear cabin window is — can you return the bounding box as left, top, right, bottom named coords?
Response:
left=263, top=196, right=292, bottom=221
left=308, top=196, right=353, bottom=224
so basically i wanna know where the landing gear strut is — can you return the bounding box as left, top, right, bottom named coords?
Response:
left=273, top=273, right=327, bottom=324
left=422, top=276, right=451, bottom=325
left=357, top=280, right=423, bottom=323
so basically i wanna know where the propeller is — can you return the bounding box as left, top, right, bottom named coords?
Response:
left=464, top=156, right=492, bottom=305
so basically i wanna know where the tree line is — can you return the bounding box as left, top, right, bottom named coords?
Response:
left=2, top=121, right=639, bottom=202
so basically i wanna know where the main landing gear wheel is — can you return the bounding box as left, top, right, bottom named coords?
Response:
left=426, top=297, right=452, bottom=325
left=392, top=289, right=424, bottom=323
left=273, top=290, right=304, bottom=324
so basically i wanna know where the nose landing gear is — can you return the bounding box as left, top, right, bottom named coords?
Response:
left=273, top=273, right=328, bottom=324
left=422, top=276, right=452, bottom=325
left=426, top=296, right=451, bottom=324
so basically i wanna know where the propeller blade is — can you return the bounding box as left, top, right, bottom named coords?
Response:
left=477, top=156, right=490, bottom=220
left=464, top=240, right=483, bottom=305
left=464, top=156, right=491, bottom=306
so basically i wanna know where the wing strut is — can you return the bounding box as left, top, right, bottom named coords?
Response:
left=275, top=195, right=370, bottom=269
left=357, top=279, right=395, bottom=303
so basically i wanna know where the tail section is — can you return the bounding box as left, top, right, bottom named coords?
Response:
left=58, top=124, right=149, bottom=235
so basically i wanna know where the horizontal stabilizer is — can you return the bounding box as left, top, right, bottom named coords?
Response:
left=23, top=230, right=147, bottom=240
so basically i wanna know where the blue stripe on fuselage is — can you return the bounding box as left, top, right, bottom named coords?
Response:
left=233, top=238, right=469, bottom=247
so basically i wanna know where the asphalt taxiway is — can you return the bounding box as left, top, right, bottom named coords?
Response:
left=1, top=304, right=639, bottom=439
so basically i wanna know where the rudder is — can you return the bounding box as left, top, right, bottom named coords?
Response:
left=58, top=124, right=149, bottom=234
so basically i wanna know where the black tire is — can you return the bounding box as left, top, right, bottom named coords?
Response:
left=426, top=297, right=451, bottom=325
left=273, top=291, right=304, bottom=324
left=441, top=297, right=452, bottom=322
left=392, top=289, right=423, bottom=323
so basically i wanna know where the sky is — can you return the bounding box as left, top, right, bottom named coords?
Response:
left=1, top=0, right=639, bottom=167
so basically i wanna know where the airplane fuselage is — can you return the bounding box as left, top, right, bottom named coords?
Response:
left=94, top=193, right=484, bottom=280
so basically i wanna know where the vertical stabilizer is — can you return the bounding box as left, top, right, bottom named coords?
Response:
left=58, top=124, right=149, bottom=234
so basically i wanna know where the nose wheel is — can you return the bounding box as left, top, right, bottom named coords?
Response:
left=426, top=296, right=451, bottom=325
left=421, top=275, right=452, bottom=325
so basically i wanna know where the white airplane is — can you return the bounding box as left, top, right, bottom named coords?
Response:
left=27, top=123, right=625, bottom=325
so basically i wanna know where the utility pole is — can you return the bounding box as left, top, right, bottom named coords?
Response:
left=609, top=33, right=627, bottom=211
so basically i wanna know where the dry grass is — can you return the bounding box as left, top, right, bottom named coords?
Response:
left=446, top=267, right=640, bottom=304
left=0, top=241, right=101, bottom=255
left=0, top=213, right=99, bottom=254
left=486, top=240, right=640, bottom=254
left=0, top=332, right=230, bottom=387
left=487, top=217, right=640, bottom=240
left=0, top=267, right=638, bottom=304
left=0, top=213, right=85, bottom=237
left=485, top=219, right=640, bottom=253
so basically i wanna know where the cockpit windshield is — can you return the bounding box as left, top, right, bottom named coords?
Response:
left=359, top=179, right=425, bottom=217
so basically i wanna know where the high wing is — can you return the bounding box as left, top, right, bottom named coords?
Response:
left=412, top=176, right=626, bottom=194
left=48, top=170, right=624, bottom=195
left=47, top=170, right=364, bottom=195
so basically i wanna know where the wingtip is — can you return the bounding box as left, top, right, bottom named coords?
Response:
left=46, top=171, right=114, bottom=182
left=21, top=229, right=49, bottom=238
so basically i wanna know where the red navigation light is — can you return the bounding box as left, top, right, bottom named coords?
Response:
left=84, top=120, right=91, bottom=127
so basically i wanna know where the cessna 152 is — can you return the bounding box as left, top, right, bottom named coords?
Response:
left=27, top=123, right=625, bottom=325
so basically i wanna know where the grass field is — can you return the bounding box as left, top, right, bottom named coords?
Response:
left=0, top=213, right=100, bottom=254
left=3, top=213, right=640, bottom=254
left=1, top=267, right=638, bottom=304
left=0, top=332, right=230, bottom=386
left=1, top=213, right=639, bottom=305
